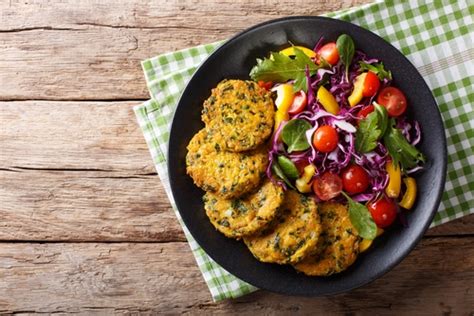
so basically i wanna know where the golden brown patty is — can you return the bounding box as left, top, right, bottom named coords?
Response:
left=186, top=128, right=268, bottom=199
left=202, top=79, right=275, bottom=152
left=204, top=180, right=284, bottom=239
left=244, top=190, right=321, bottom=264
left=293, top=202, right=360, bottom=276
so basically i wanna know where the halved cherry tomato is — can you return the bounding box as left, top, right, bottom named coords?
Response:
left=377, top=86, right=407, bottom=117
left=257, top=80, right=273, bottom=90
left=357, top=104, right=375, bottom=120
left=317, top=42, right=340, bottom=65
left=288, top=90, right=308, bottom=114
left=362, top=71, right=380, bottom=97
left=367, top=197, right=398, bottom=228
left=341, top=164, right=370, bottom=195
left=313, top=172, right=343, bottom=201
left=312, top=125, right=339, bottom=153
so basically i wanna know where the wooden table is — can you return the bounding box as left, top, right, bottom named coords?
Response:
left=1, top=1, right=473, bottom=314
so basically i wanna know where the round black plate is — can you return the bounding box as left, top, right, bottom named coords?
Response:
left=168, top=17, right=447, bottom=296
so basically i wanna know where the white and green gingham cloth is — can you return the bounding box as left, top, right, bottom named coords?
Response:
left=134, top=0, right=474, bottom=301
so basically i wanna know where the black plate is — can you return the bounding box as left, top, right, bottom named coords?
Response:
left=168, top=17, right=447, bottom=296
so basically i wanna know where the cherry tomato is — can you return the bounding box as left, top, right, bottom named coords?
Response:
left=317, top=42, right=340, bottom=65
left=367, top=197, right=398, bottom=228
left=257, top=80, right=273, bottom=90
left=288, top=90, right=308, bottom=114
left=357, top=104, right=375, bottom=120
left=362, top=71, right=380, bottom=97
left=341, top=164, right=370, bottom=195
left=312, top=172, right=343, bottom=201
left=377, top=86, right=407, bottom=117
left=312, top=125, right=339, bottom=153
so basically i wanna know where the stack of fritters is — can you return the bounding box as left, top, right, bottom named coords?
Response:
left=186, top=79, right=274, bottom=199
left=186, top=79, right=360, bottom=276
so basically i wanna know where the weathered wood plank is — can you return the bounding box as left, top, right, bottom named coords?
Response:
left=427, top=215, right=474, bottom=236
left=0, top=170, right=183, bottom=242
left=0, top=0, right=372, bottom=30
left=0, top=101, right=153, bottom=172
left=0, top=238, right=472, bottom=314
left=0, top=0, right=371, bottom=100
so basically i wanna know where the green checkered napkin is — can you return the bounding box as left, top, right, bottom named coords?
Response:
left=134, top=0, right=474, bottom=301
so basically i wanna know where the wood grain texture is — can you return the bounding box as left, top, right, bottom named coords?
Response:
left=0, top=238, right=472, bottom=314
left=0, top=169, right=184, bottom=242
left=0, top=101, right=153, bottom=172
left=0, top=0, right=371, bottom=100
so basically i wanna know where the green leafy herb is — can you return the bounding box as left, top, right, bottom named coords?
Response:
left=272, top=162, right=296, bottom=189
left=374, top=102, right=388, bottom=136
left=281, top=119, right=312, bottom=153
left=355, top=103, right=388, bottom=153
left=383, top=118, right=426, bottom=172
left=249, top=47, right=318, bottom=93
left=359, top=61, right=392, bottom=81
left=342, top=192, right=377, bottom=240
left=336, top=34, right=355, bottom=81
left=277, top=155, right=299, bottom=179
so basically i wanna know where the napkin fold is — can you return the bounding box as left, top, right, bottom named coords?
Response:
left=134, top=0, right=474, bottom=301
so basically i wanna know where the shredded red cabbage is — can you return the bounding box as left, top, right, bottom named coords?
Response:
left=263, top=40, right=424, bottom=204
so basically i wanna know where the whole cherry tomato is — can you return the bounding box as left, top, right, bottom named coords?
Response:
left=362, top=71, right=380, bottom=97
left=318, top=42, right=340, bottom=65
left=312, top=125, right=339, bottom=153
left=367, top=197, right=398, bottom=228
left=341, top=164, right=370, bottom=195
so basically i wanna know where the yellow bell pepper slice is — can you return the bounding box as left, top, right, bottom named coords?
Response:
left=359, top=227, right=384, bottom=253
left=273, top=84, right=294, bottom=110
left=272, top=84, right=294, bottom=131
left=280, top=46, right=316, bottom=58
left=274, top=111, right=289, bottom=132
left=317, top=86, right=340, bottom=114
left=348, top=72, right=367, bottom=107
left=296, top=164, right=316, bottom=193
left=399, top=177, right=417, bottom=210
left=385, top=160, right=401, bottom=198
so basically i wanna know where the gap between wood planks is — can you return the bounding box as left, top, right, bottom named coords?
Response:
left=0, top=234, right=472, bottom=244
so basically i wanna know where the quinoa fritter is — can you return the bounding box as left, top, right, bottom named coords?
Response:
left=202, top=79, right=275, bottom=152
left=293, top=202, right=360, bottom=276
left=186, top=128, right=268, bottom=199
left=204, top=180, right=284, bottom=239
left=244, top=190, right=321, bottom=264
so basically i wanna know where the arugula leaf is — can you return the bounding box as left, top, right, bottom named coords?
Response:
left=281, top=119, right=312, bottom=153
left=272, top=161, right=296, bottom=189
left=383, top=118, right=426, bottom=171
left=374, top=102, right=388, bottom=136
left=277, top=155, right=299, bottom=179
left=336, top=34, right=355, bottom=81
left=355, top=103, right=388, bottom=153
left=359, top=61, right=392, bottom=81
left=342, top=192, right=377, bottom=240
left=249, top=47, right=318, bottom=93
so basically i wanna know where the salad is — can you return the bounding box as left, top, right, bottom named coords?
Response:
left=249, top=34, right=425, bottom=247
